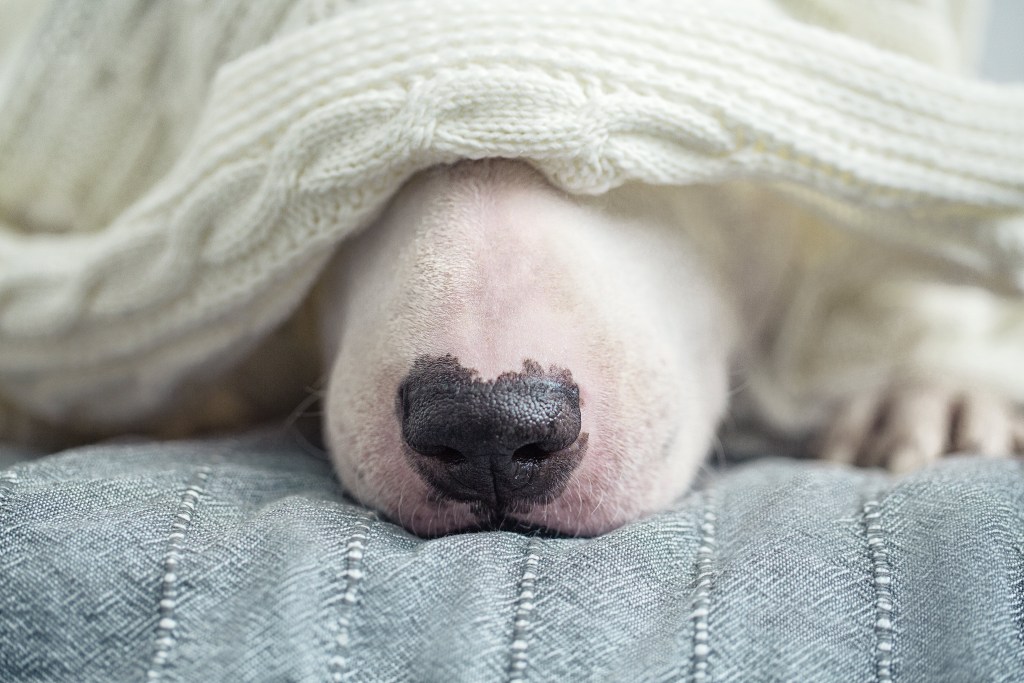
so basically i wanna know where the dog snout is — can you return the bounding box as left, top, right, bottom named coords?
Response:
left=398, top=354, right=586, bottom=509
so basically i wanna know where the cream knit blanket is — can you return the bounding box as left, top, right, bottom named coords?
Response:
left=1, top=0, right=1023, bottom=429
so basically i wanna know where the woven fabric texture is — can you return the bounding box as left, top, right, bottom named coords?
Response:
left=1, top=430, right=1022, bottom=682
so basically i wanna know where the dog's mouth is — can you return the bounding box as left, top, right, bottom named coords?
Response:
left=414, top=514, right=582, bottom=539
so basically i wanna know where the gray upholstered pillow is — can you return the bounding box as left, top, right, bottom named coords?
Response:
left=1, top=431, right=1021, bottom=682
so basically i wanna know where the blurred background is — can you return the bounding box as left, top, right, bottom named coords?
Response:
left=981, top=0, right=1024, bottom=81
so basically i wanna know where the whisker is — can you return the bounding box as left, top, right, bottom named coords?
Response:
left=710, top=432, right=728, bottom=468
left=284, top=380, right=328, bottom=428
left=283, top=376, right=330, bottom=458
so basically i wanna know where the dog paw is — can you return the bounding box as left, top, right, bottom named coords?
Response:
left=818, top=382, right=1024, bottom=473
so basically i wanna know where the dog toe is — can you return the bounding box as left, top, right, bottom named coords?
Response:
left=863, top=383, right=951, bottom=471
left=951, top=390, right=1014, bottom=456
left=820, top=393, right=881, bottom=465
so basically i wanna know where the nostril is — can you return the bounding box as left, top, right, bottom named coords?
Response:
left=512, top=443, right=554, bottom=461
left=416, top=444, right=464, bottom=463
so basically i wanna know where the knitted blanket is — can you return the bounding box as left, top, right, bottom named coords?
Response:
left=1, top=0, right=1023, bottom=429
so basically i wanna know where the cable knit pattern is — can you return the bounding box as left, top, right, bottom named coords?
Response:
left=0, top=0, right=1023, bottom=425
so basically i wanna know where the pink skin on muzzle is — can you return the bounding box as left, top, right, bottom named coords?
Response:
left=318, top=160, right=733, bottom=536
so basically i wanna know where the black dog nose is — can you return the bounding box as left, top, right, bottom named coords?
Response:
left=398, top=355, right=586, bottom=509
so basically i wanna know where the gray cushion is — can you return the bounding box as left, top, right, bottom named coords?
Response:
left=1, top=430, right=1022, bottom=682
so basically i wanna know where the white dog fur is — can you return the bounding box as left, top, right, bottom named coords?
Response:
left=313, top=159, right=1023, bottom=536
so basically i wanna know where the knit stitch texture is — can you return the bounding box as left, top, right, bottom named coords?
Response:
left=1, top=0, right=1023, bottom=426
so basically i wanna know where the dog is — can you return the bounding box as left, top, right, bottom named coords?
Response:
left=310, top=158, right=1024, bottom=536
left=3, top=158, right=1021, bottom=537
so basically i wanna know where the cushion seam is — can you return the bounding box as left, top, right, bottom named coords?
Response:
left=327, top=511, right=374, bottom=681
left=863, top=494, right=895, bottom=683
left=146, top=465, right=212, bottom=680
left=691, top=487, right=718, bottom=683
left=507, top=536, right=542, bottom=682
